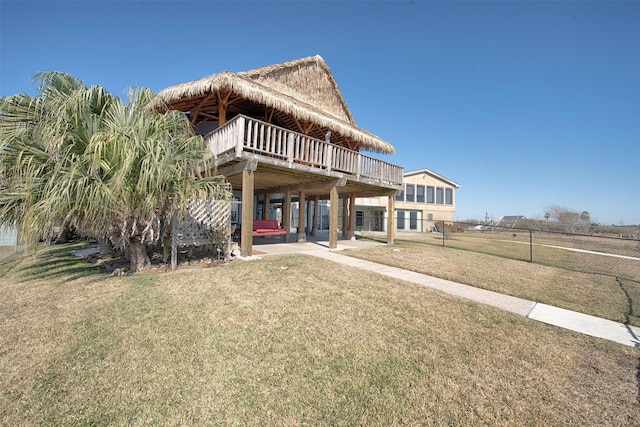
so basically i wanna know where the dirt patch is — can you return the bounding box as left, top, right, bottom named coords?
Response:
left=81, top=244, right=230, bottom=275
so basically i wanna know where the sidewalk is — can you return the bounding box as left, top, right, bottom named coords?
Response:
left=246, top=236, right=640, bottom=348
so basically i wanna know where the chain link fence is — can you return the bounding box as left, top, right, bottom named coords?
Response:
left=358, top=218, right=640, bottom=282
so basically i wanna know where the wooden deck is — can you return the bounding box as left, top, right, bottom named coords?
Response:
left=203, top=115, right=403, bottom=195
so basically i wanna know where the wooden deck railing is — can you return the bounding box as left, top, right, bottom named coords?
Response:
left=204, top=115, right=403, bottom=186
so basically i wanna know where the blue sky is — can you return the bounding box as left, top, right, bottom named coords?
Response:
left=1, top=0, right=639, bottom=225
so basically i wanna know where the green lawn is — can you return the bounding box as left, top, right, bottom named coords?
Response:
left=1, top=244, right=638, bottom=426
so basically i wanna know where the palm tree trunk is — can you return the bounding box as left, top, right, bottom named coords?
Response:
left=97, top=237, right=113, bottom=256
left=129, top=239, right=151, bottom=273
left=162, top=234, right=171, bottom=264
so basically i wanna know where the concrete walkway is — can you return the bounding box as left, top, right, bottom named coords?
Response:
left=246, top=236, right=640, bottom=348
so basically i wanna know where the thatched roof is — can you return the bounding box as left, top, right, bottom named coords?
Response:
left=153, top=55, right=395, bottom=154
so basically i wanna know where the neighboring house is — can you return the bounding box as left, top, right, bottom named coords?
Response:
left=155, top=55, right=403, bottom=256
left=355, top=168, right=460, bottom=233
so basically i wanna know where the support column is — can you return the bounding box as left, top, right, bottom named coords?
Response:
left=341, top=198, right=348, bottom=238
left=387, top=196, right=395, bottom=245
left=217, top=91, right=229, bottom=125
left=263, top=194, right=270, bottom=220
left=329, top=186, right=339, bottom=249
left=297, top=191, right=306, bottom=242
left=348, top=194, right=356, bottom=240
left=240, top=167, right=255, bottom=257
left=284, top=191, right=292, bottom=242
left=311, top=196, right=319, bottom=236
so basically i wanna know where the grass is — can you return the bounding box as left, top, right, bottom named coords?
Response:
left=0, top=244, right=639, bottom=425
left=346, top=238, right=640, bottom=328
left=382, top=230, right=640, bottom=281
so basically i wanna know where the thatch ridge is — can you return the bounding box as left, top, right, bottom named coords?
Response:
left=237, top=55, right=355, bottom=124
left=154, top=55, right=395, bottom=154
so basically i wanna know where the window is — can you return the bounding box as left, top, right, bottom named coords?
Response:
left=416, top=185, right=425, bottom=203
left=426, top=186, right=435, bottom=204
left=409, top=211, right=418, bottom=230
left=396, top=210, right=405, bottom=229
left=356, top=211, right=364, bottom=227
left=445, top=188, right=453, bottom=205
left=428, top=213, right=433, bottom=220
left=436, top=187, right=444, bottom=204
left=395, top=188, right=404, bottom=202
left=405, top=184, right=415, bottom=202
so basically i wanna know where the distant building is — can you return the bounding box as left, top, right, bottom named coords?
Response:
left=355, top=168, right=460, bottom=232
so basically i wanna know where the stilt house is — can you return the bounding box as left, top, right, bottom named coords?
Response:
left=154, top=55, right=403, bottom=256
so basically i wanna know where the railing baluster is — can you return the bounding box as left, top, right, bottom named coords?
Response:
left=235, top=116, right=244, bottom=157
left=325, top=144, right=332, bottom=172
left=287, top=132, right=294, bottom=166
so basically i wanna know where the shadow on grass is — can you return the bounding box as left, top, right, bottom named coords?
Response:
left=637, top=355, right=640, bottom=405
left=616, top=276, right=640, bottom=404
left=1, top=242, right=107, bottom=284
left=617, top=277, right=640, bottom=330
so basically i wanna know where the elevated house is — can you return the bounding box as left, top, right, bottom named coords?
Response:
left=154, top=55, right=403, bottom=256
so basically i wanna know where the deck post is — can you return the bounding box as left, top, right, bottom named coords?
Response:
left=311, top=196, right=319, bottom=236
left=297, top=191, right=306, bottom=242
left=240, top=163, right=256, bottom=257
left=348, top=194, right=356, bottom=240
left=218, top=98, right=227, bottom=125
left=263, top=193, right=270, bottom=220
left=387, top=196, right=395, bottom=245
left=341, top=198, right=348, bottom=238
left=329, top=186, right=339, bottom=249
left=283, top=191, right=292, bottom=242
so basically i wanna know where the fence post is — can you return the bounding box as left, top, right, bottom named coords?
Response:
left=442, top=221, right=445, bottom=247
left=529, top=229, right=533, bottom=263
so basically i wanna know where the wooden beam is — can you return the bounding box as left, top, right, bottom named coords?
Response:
left=263, top=194, right=270, bottom=220
left=387, top=196, right=395, bottom=245
left=217, top=159, right=258, bottom=178
left=284, top=191, right=292, bottom=242
left=264, top=107, right=275, bottom=123
left=311, top=195, right=319, bottom=236
left=255, top=177, right=344, bottom=197
left=301, top=121, right=314, bottom=135
left=199, top=111, right=220, bottom=121
left=292, top=117, right=314, bottom=135
left=189, top=93, right=218, bottom=124
left=329, top=186, right=338, bottom=249
left=190, top=106, right=201, bottom=125
left=297, top=191, right=306, bottom=242
left=348, top=194, right=356, bottom=240
left=240, top=167, right=255, bottom=257
left=341, top=198, right=348, bottom=238
left=217, top=91, right=231, bottom=125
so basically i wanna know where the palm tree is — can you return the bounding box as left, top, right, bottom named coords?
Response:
left=0, top=72, right=105, bottom=243
left=97, top=87, right=230, bottom=271
left=1, top=73, right=230, bottom=273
